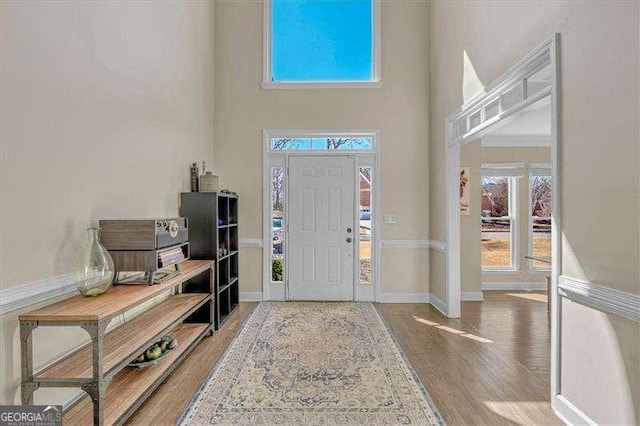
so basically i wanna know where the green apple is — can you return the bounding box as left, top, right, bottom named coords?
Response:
left=145, top=345, right=162, bottom=361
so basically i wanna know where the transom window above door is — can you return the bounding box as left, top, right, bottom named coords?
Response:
left=270, top=137, right=373, bottom=151
left=263, top=0, right=382, bottom=88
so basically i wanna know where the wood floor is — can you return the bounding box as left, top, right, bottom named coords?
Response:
left=377, top=291, right=559, bottom=425
left=128, top=291, right=559, bottom=425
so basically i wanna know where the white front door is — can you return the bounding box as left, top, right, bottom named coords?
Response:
left=288, top=156, right=355, bottom=300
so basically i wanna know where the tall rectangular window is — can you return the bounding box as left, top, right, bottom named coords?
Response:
left=529, top=173, right=552, bottom=270
left=481, top=176, right=517, bottom=270
left=271, top=167, right=285, bottom=282
left=359, top=167, right=372, bottom=283
left=266, top=0, right=380, bottom=86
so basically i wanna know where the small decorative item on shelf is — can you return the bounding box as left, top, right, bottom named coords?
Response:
left=73, top=228, right=114, bottom=297
left=219, top=243, right=227, bottom=257
left=190, top=162, right=199, bottom=192
left=220, top=189, right=237, bottom=196
left=128, top=335, right=178, bottom=368
left=199, top=161, right=219, bottom=193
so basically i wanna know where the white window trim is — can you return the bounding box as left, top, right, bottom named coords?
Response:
left=262, top=0, right=382, bottom=89
left=528, top=165, right=552, bottom=273
left=263, top=129, right=381, bottom=302
left=481, top=173, right=519, bottom=273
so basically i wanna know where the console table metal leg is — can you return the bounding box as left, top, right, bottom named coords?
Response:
left=19, top=321, right=37, bottom=405
left=81, top=381, right=107, bottom=426
left=81, top=320, right=109, bottom=426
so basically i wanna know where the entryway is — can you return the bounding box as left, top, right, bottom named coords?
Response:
left=262, top=130, right=379, bottom=302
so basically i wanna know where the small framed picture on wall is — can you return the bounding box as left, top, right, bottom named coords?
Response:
left=459, top=167, right=470, bottom=215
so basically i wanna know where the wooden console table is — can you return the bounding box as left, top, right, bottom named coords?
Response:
left=19, top=260, right=214, bottom=426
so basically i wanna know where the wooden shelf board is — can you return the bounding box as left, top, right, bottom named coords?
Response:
left=37, top=293, right=209, bottom=380
left=20, top=260, right=213, bottom=322
left=63, top=323, right=209, bottom=425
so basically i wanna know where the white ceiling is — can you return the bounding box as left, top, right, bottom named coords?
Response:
left=491, top=101, right=551, bottom=136
left=481, top=97, right=551, bottom=147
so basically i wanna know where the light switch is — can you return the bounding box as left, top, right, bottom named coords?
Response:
left=383, top=214, right=397, bottom=224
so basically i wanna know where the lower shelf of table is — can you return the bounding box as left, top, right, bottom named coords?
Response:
left=63, top=322, right=210, bottom=425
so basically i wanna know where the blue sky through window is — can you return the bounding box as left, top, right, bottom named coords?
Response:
left=271, top=0, right=373, bottom=82
left=271, top=137, right=373, bottom=150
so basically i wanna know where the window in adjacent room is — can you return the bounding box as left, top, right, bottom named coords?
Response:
left=264, top=0, right=381, bottom=87
left=529, top=166, right=552, bottom=270
left=481, top=168, right=519, bottom=271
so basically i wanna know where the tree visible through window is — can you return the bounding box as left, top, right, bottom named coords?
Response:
left=271, top=167, right=285, bottom=281
left=359, top=167, right=372, bottom=283
left=481, top=177, right=516, bottom=269
left=270, top=137, right=372, bottom=150
left=530, top=175, right=552, bottom=269
left=270, top=0, right=376, bottom=82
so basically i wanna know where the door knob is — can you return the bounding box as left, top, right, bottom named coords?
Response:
left=346, top=237, right=352, bottom=243
left=346, top=227, right=352, bottom=233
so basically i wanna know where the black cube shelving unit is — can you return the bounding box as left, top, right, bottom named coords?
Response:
left=181, top=192, right=239, bottom=329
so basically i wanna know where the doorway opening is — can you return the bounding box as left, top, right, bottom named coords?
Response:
left=262, top=130, right=380, bottom=302
left=444, top=35, right=561, bottom=401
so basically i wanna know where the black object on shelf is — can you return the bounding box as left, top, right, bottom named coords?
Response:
left=190, top=163, right=199, bottom=192
left=181, top=192, right=240, bottom=329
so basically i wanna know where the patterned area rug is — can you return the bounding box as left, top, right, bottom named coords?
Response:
left=180, top=302, right=444, bottom=425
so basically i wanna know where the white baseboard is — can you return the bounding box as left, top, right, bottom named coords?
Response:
left=461, top=291, right=484, bottom=301
left=377, top=292, right=450, bottom=317
left=552, top=394, right=595, bottom=425
left=239, top=292, right=263, bottom=302
left=378, top=292, right=430, bottom=303
left=482, top=281, right=547, bottom=291
left=428, top=293, right=448, bottom=317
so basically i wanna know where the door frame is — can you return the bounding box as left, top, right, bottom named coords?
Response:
left=262, top=129, right=381, bottom=302
left=443, top=34, right=562, bottom=399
